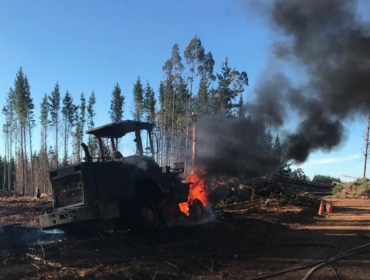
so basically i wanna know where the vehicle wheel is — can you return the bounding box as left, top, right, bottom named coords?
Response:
left=189, top=199, right=204, bottom=221
left=139, top=201, right=160, bottom=230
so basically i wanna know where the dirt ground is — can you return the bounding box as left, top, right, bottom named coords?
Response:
left=1, top=195, right=370, bottom=280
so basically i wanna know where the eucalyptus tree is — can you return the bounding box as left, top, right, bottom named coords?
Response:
left=161, top=43, right=185, bottom=164
left=132, top=77, right=144, bottom=121
left=194, top=51, right=215, bottom=115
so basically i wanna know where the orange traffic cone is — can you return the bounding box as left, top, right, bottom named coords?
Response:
left=318, top=200, right=324, bottom=216
left=326, top=200, right=333, bottom=213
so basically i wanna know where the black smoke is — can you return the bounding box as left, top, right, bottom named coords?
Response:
left=247, top=0, right=370, bottom=163
left=196, top=113, right=280, bottom=178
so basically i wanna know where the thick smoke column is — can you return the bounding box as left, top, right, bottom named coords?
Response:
left=248, top=0, right=370, bottom=163
left=196, top=113, right=280, bottom=178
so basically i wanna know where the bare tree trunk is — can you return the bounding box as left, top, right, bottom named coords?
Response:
left=184, top=67, right=194, bottom=174
left=170, top=90, right=175, bottom=167
left=28, top=121, right=34, bottom=196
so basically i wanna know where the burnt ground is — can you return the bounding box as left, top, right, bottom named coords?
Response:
left=1, top=196, right=370, bottom=280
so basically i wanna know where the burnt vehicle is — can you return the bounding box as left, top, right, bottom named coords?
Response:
left=40, top=120, right=203, bottom=233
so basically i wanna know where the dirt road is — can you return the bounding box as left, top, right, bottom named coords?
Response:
left=1, top=197, right=370, bottom=279
left=253, top=198, right=370, bottom=280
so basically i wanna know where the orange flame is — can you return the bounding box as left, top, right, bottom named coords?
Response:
left=179, top=166, right=209, bottom=216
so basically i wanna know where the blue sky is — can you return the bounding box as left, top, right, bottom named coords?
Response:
left=0, top=0, right=369, bottom=181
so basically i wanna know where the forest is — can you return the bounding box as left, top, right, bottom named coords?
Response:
left=1, top=36, right=281, bottom=196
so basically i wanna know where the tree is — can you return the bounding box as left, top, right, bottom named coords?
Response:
left=40, top=94, right=50, bottom=193
left=144, top=82, right=156, bottom=124
left=24, top=76, right=35, bottom=195
left=237, top=95, right=245, bottom=118
left=2, top=88, right=16, bottom=191
left=87, top=91, right=98, bottom=157
left=109, top=83, right=125, bottom=122
left=312, top=174, right=341, bottom=185
left=132, top=77, right=144, bottom=121
left=160, top=43, right=185, bottom=165
left=61, top=91, right=77, bottom=164
left=211, top=57, right=248, bottom=116
left=74, top=92, right=86, bottom=162
left=273, top=134, right=282, bottom=162
left=184, top=36, right=205, bottom=108
left=194, top=52, right=215, bottom=115
left=13, top=68, right=33, bottom=194
left=48, top=82, right=61, bottom=167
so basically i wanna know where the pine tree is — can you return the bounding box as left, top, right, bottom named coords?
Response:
left=61, top=91, right=77, bottom=164
left=132, top=77, right=144, bottom=121
left=274, top=134, right=282, bottom=162
left=75, top=92, right=86, bottom=162
left=40, top=94, right=49, bottom=193
left=2, top=88, right=16, bottom=191
left=109, top=83, right=125, bottom=122
left=24, top=76, right=35, bottom=195
left=13, top=68, right=31, bottom=194
left=144, top=82, right=156, bottom=123
left=48, top=82, right=61, bottom=167
left=87, top=91, right=98, bottom=157
left=238, top=95, right=245, bottom=118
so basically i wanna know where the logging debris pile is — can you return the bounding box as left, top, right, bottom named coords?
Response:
left=332, top=178, right=370, bottom=198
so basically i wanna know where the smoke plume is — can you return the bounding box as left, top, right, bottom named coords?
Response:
left=196, top=113, right=280, bottom=177
left=248, top=0, right=370, bottom=163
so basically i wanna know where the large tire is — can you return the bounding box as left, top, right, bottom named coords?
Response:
left=137, top=198, right=160, bottom=230
left=189, top=199, right=205, bottom=221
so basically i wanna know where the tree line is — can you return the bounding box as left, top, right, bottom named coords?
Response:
left=1, top=35, right=281, bottom=196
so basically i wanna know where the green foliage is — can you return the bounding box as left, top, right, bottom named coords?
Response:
left=62, top=91, right=77, bottom=127
left=143, top=82, right=156, bottom=123
left=40, top=94, right=49, bottom=130
left=48, top=82, right=60, bottom=128
left=132, top=77, right=144, bottom=121
left=13, top=68, right=33, bottom=124
left=62, top=91, right=78, bottom=163
left=87, top=91, right=98, bottom=157
left=109, top=83, right=124, bottom=122
left=279, top=162, right=309, bottom=181
left=312, top=174, right=341, bottom=185
left=210, top=57, right=248, bottom=117
left=48, top=82, right=61, bottom=165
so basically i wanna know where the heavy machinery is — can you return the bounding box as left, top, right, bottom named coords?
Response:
left=39, top=120, right=202, bottom=233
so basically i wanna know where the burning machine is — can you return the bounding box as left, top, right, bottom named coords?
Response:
left=39, top=120, right=206, bottom=233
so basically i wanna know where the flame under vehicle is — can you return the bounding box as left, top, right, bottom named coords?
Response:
left=39, top=120, right=205, bottom=233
